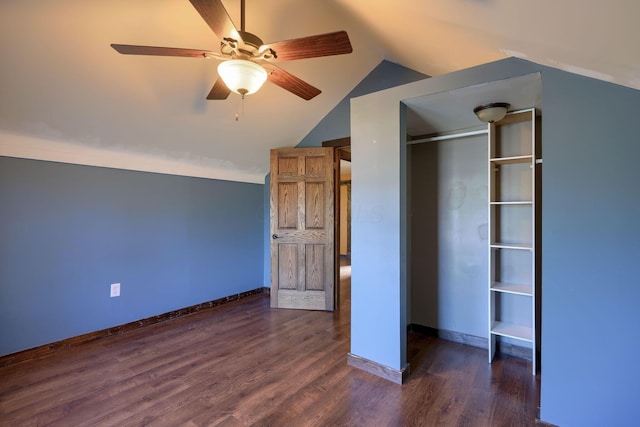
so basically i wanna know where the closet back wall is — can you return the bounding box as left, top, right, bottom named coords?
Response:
left=410, top=134, right=488, bottom=339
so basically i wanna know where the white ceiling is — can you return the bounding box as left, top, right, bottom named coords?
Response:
left=1, top=0, right=638, bottom=183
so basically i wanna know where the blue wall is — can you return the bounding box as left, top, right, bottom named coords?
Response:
left=297, top=60, right=429, bottom=148
left=0, top=157, right=264, bottom=356
left=350, top=57, right=640, bottom=425
left=540, top=69, right=640, bottom=426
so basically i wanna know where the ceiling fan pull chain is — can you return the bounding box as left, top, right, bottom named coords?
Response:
left=233, top=96, right=245, bottom=122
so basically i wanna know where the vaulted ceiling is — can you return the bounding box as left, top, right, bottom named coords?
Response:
left=1, top=1, right=638, bottom=183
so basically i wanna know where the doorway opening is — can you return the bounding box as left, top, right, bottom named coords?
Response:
left=338, top=153, right=351, bottom=306
left=322, top=138, right=351, bottom=310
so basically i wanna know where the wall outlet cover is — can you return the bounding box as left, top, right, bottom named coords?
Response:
left=110, top=283, right=121, bottom=297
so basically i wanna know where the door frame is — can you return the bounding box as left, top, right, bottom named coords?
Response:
left=322, top=137, right=351, bottom=309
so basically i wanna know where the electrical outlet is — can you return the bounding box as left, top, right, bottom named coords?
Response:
left=110, top=283, right=121, bottom=298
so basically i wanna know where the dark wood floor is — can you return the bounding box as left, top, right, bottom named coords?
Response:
left=0, top=265, right=540, bottom=426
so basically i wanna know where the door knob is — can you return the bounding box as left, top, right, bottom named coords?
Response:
left=272, top=234, right=279, bottom=239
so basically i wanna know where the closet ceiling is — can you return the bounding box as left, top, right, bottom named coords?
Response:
left=1, top=1, right=637, bottom=182
left=405, top=73, right=542, bottom=136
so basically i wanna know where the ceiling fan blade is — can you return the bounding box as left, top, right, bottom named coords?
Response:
left=207, top=78, right=231, bottom=100
left=111, top=44, right=222, bottom=59
left=261, top=31, right=352, bottom=62
left=188, top=0, right=242, bottom=43
left=262, top=64, right=321, bottom=100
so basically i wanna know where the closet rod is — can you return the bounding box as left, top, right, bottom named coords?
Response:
left=408, top=128, right=488, bottom=145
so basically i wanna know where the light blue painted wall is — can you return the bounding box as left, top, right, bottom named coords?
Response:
left=351, top=56, right=640, bottom=425
left=351, top=93, right=406, bottom=369
left=262, top=60, right=428, bottom=287
left=410, top=134, right=489, bottom=338
left=539, top=68, right=640, bottom=427
left=0, top=157, right=264, bottom=356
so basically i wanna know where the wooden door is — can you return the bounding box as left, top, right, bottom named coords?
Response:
left=270, top=147, right=335, bottom=311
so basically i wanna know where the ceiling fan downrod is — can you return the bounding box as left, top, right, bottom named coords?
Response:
left=240, top=0, right=245, bottom=32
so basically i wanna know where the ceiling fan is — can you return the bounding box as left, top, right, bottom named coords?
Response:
left=111, top=0, right=353, bottom=101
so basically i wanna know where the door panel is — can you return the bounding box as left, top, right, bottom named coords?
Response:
left=270, top=147, right=334, bottom=311
left=305, top=182, right=325, bottom=228
left=278, top=183, right=298, bottom=229
left=278, top=244, right=298, bottom=290
left=305, top=244, right=324, bottom=291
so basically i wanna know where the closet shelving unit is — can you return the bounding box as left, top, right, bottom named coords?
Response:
left=488, top=108, right=538, bottom=374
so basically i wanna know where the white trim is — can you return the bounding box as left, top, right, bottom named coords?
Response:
left=0, top=131, right=265, bottom=184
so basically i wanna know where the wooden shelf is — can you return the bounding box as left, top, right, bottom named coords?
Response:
left=490, top=242, right=533, bottom=251
left=491, top=282, right=532, bottom=296
left=491, top=321, right=533, bottom=342
left=490, top=155, right=533, bottom=165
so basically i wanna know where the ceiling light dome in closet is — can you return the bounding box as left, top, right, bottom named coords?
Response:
left=473, top=102, right=511, bottom=123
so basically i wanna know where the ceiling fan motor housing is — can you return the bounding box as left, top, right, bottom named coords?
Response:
left=223, top=31, right=275, bottom=60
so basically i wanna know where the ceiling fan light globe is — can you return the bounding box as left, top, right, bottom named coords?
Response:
left=218, top=60, right=267, bottom=97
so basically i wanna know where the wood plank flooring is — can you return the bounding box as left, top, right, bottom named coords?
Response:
left=0, top=265, right=540, bottom=426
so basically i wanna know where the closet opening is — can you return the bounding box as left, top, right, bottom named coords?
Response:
left=403, top=73, right=542, bottom=376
